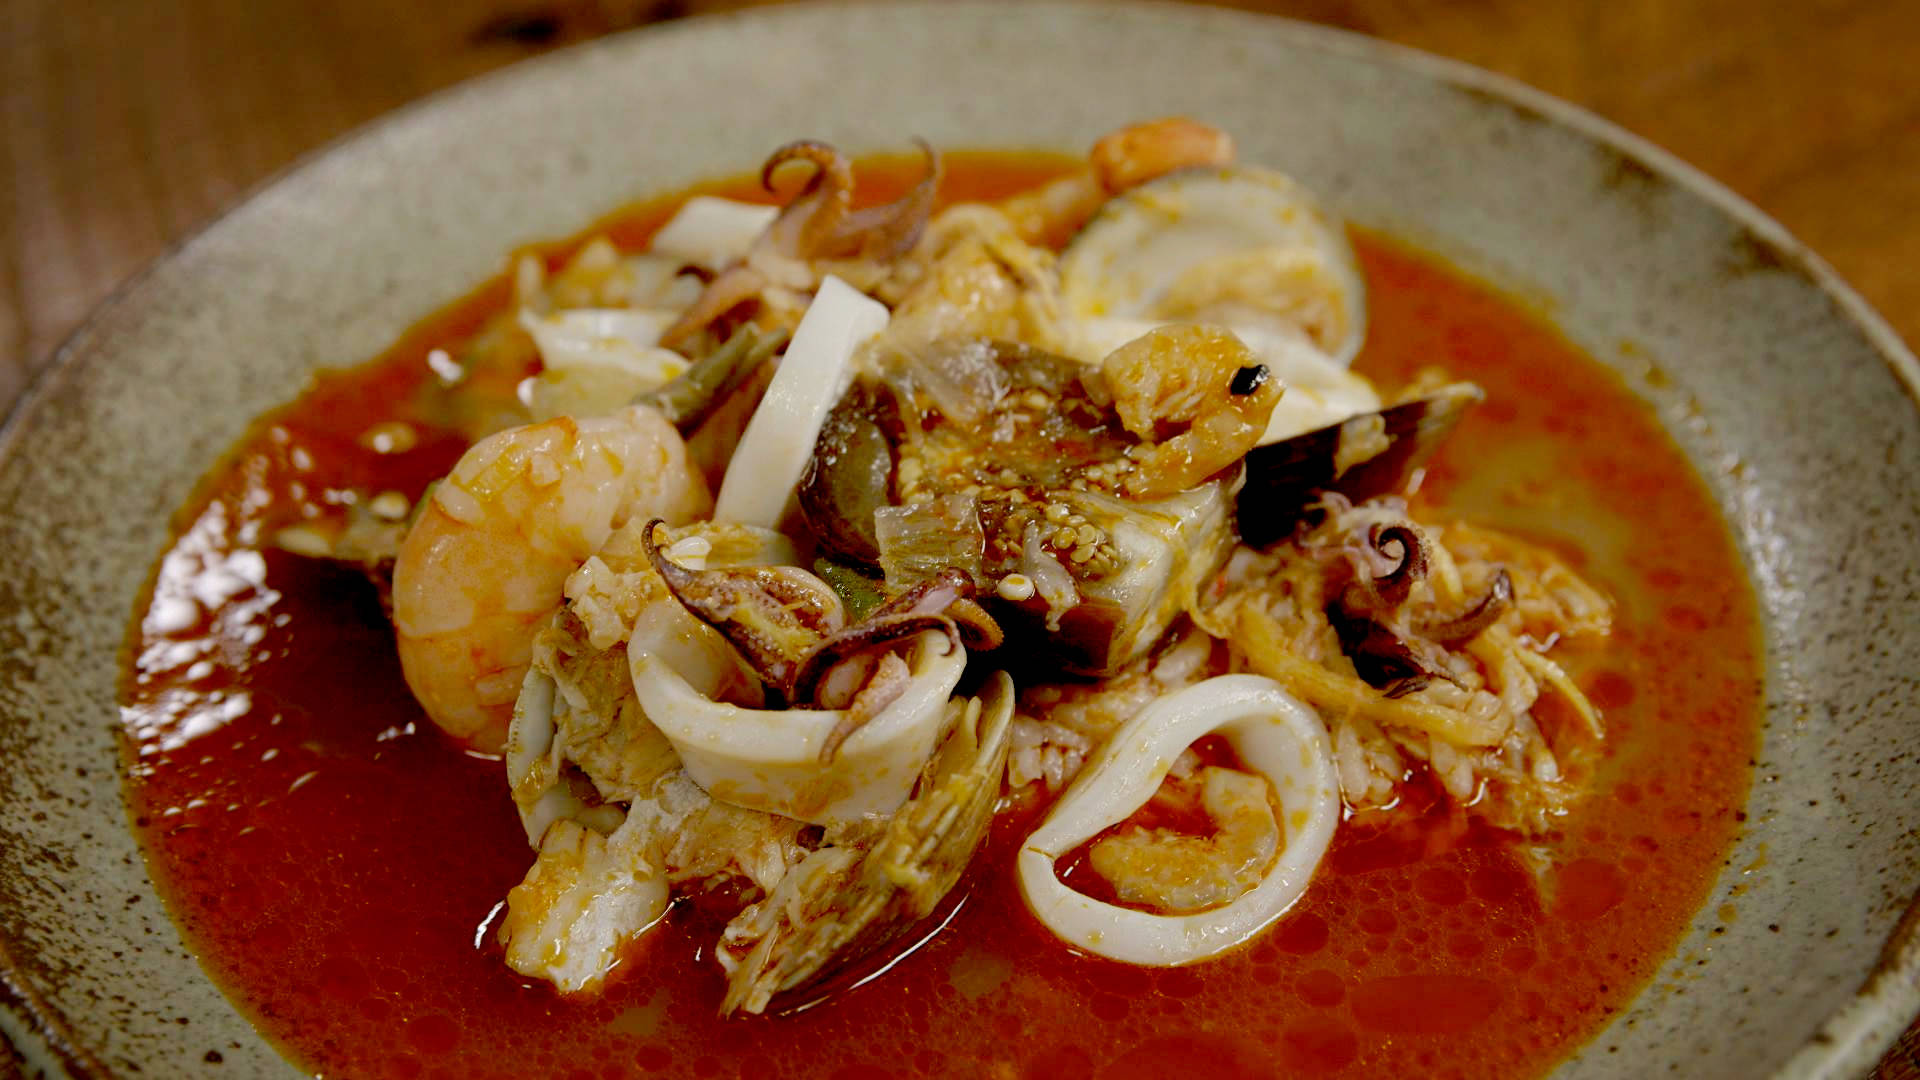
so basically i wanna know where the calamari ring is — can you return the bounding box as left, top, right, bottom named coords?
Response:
left=1016, top=674, right=1340, bottom=965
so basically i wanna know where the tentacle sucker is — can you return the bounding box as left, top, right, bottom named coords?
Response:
left=760, top=140, right=858, bottom=261
left=1421, top=568, right=1515, bottom=647
left=642, top=519, right=846, bottom=692
left=1016, top=674, right=1340, bottom=965
left=1345, top=522, right=1428, bottom=611
left=656, top=142, right=850, bottom=349
left=822, top=139, right=942, bottom=262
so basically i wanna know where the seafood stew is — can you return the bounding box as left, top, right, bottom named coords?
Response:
left=122, top=123, right=1762, bottom=1077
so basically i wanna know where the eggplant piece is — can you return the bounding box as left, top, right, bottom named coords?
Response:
left=797, top=383, right=901, bottom=569
left=801, top=338, right=1236, bottom=678
left=990, top=482, right=1235, bottom=677
left=1236, top=381, right=1484, bottom=548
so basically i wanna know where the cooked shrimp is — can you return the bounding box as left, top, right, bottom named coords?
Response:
left=998, top=117, right=1236, bottom=247
left=391, top=403, right=711, bottom=753
left=1100, top=324, right=1283, bottom=499
left=1087, top=766, right=1280, bottom=912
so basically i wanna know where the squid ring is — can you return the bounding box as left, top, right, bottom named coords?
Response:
left=631, top=628, right=965, bottom=828
left=1016, top=674, right=1340, bottom=965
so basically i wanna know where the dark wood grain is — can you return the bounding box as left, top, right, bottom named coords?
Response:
left=1, top=1, right=1914, bottom=1074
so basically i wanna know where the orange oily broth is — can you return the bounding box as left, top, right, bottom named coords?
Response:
left=119, top=154, right=1761, bottom=1079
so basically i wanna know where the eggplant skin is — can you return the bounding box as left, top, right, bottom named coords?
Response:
left=799, top=346, right=1248, bottom=677
left=798, top=385, right=900, bottom=570
left=993, top=596, right=1131, bottom=677
left=1237, top=382, right=1483, bottom=548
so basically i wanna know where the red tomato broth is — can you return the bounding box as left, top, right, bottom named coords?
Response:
left=120, top=153, right=1761, bottom=1079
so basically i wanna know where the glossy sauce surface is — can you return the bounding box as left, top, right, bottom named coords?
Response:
left=121, top=154, right=1762, bottom=1079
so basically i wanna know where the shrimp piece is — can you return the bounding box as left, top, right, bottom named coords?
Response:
left=1087, top=766, right=1280, bottom=912
left=1101, top=324, right=1283, bottom=499
left=391, top=403, right=711, bottom=753
left=999, top=117, right=1236, bottom=247
left=1090, top=116, right=1237, bottom=193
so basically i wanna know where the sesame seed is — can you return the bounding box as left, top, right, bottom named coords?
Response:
left=360, top=421, right=419, bottom=455
left=426, top=349, right=464, bottom=385
left=369, top=491, right=411, bottom=521
left=274, top=526, right=331, bottom=558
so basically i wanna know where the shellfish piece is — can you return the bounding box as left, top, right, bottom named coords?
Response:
left=717, top=672, right=1015, bottom=1014
left=1236, top=381, right=1485, bottom=548
left=1059, top=167, right=1368, bottom=367
left=629, top=628, right=967, bottom=827
left=1016, top=674, right=1340, bottom=965
left=715, top=275, right=889, bottom=530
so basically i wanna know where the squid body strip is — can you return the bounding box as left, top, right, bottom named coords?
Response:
left=714, top=275, right=887, bottom=529
left=649, top=196, right=780, bottom=271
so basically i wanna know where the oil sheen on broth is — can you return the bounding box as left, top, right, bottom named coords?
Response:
left=120, top=152, right=1761, bottom=1079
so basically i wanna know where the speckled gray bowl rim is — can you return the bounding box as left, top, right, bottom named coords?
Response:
left=0, top=2, right=1914, bottom=1077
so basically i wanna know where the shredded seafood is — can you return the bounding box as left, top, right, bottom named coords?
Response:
left=350, top=118, right=1620, bottom=1012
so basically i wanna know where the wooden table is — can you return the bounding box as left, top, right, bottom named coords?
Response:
left=2, top=1, right=1915, bottom=1076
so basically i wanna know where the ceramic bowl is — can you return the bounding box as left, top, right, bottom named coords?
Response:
left=1, top=3, right=1914, bottom=1076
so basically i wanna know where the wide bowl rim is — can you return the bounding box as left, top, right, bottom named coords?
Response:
left=2, top=2, right=1914, bottom=1077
